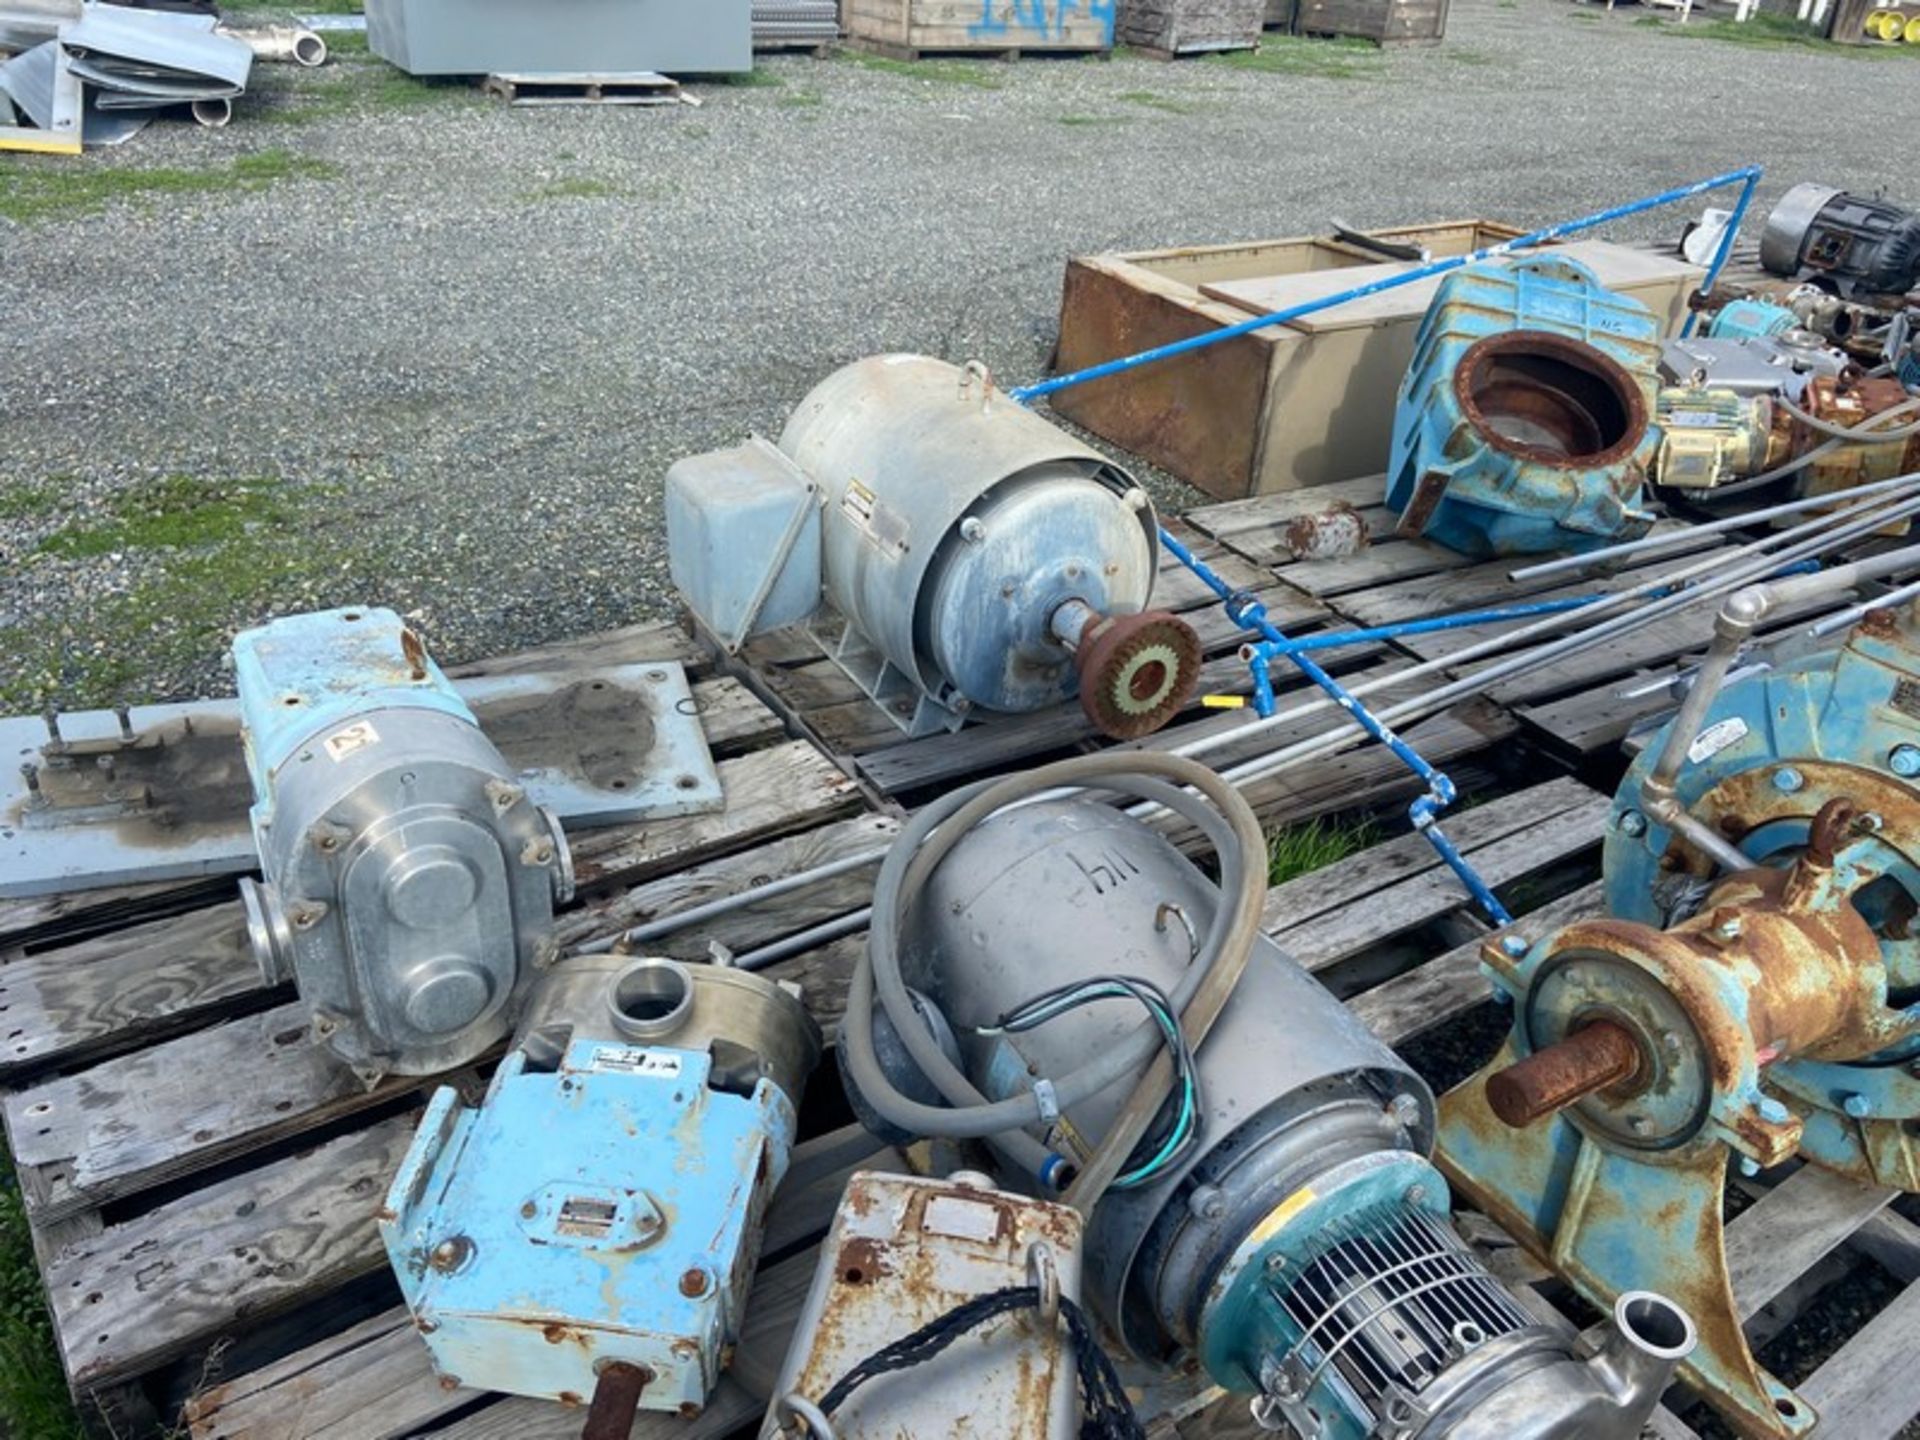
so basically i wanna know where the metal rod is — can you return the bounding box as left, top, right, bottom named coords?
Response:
left=1811, top=577, right=1920, bottom=637
left=1159, top=526, right=1512, bottom=926
left=1246, top=591, right=1607, bottom=659
left=1009, top=166, right=1764, bottom=405
left=1487, top=1019, right=1642, bottom=1127
left=737, top=907, right=874, bottom=973
left=575, top=847, right=883, bottom=957
left=1508, top=470, right=1920, bottom=582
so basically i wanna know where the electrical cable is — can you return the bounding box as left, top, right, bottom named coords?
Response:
left=1775, top=394, right=1920, bottom=444
left=840, top=750, right=1266, bottom=1214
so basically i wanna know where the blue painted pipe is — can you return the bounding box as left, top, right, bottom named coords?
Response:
left=1010, top=166, right=1763, bottom=404
left=1248, top=593, right=1606, bottom=659
left=1157, top=527, right=1514, bottom=926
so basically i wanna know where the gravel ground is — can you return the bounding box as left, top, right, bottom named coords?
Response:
left=1, top=3, right=1918, bottom=707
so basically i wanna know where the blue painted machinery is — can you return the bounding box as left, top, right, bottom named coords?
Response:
left=1437, top=598, right=1920, bottom=1438
left=1386, top=255, right=1664, bottom=557
left=234, top=607, right=574, bottom=1083
left=381, top=953, right=821, bottom=1428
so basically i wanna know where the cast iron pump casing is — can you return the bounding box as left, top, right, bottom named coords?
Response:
left=858, top=797, right=1695, bottom=1440
left=233, top=607, right=574, bottom=1084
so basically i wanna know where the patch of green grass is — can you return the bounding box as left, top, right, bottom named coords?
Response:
left=1118, top=89, right=1197, bottom=113
left=839, top=51, right=1005, bottom=87
left=1, top=476, right=397, bottom=711
left=1267, top=816, right=1380, bottom=886
left=522, top=177, right=625, bottom=202
left=1209, top=36, right=1384, bottom=79
left=1566, top=10, right=1602, bottom=19
left=0, top=1150, right=84, bottom=1440
left=1056, top=112, right=1134, bottom=126
left=1496, top=1, right=1517, bottom=9
left=1634, top=13, right=1666, bottom=24
left=778, top=88, right=825, bottom=107
left=323, top=29, right=370, bottom=56
left=0, top=147, right=339, bottom=224
left=1658, top=8, right=1911, bottom=52
left=1447, top=45, right=1498, bottom=62
left=36, top=475, right=282, bottom=560
left=0, top=481, right=62, bottom=521
left=251, top=55, right=477, bottom=126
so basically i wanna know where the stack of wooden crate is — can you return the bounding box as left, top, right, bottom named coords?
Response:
left=842, top=0, right=1115, bottom=57
left=1116, top=0, right=1267, bottom=53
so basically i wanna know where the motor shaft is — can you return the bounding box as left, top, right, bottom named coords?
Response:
left=1488, top=1020, right=1642, bottom=1128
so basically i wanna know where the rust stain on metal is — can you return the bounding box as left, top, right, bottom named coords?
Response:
left=677, top=1266, right=711, bottom=1298
left=1281, top=501, right=1370, bottom=561
left=1452, top=329, right=1650, bottom=469
left=1487, top=1019, right=1641, bottom=1127
left=834, top=1236, right=892, bottom=1288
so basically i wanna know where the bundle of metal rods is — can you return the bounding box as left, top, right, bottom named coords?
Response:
left=578, top=470, right=1920, bottom=968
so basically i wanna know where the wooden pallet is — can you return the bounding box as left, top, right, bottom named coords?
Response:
left=9, top=508, right=1920, bottom=1438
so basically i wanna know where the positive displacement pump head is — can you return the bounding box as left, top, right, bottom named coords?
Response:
left=233, top=606, right=573, bottom=1084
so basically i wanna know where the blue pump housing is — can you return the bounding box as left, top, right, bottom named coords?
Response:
left=1608, top=610, right=1920, bottom=1190
left=1386, top=256, right=1663, bottom=557
left=380, top=956, right=821, bottom=1414
left=233, top=605, right=472, bottom=839
left=1705, top=297, right=1800, bottom=342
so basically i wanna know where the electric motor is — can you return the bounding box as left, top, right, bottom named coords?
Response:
left=233, top=607, right=573, bottom=1082
left=856, top=794, right=1695, bottom=1439
left=667, top=355, right=1203, bottom=740
left=1760, top=182, right=1920, bottom=300
left=381, top=954, right=821, bottom=1423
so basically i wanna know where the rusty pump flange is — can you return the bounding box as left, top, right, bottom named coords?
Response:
left=1438, top=803, right=1905, bottom=1440
left=1069, top=608, right=1203, bottom=741
left=1438, top=592, right=1920, bottom=1440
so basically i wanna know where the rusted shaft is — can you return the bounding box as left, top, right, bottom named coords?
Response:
left=1488, top=1020, right=1641, bottom=1128
left=582, top=1362, right=652, bottom=1440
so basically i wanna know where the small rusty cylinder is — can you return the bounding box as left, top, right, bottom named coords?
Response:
left=581, top=1362, right=653, bottom=1440
left=1488, top=1020, right=1642, bottom=1128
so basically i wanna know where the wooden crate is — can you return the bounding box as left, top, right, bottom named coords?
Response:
left=1263, top=0, right=1298, bottom=25
left=1048, top=228, right=1704, bottom=500
left=841, top=0, right=1115, bottom=56
left=1295, top=0, right=1449, bottom=43
left=1116, top=0, right=1267, bottom=52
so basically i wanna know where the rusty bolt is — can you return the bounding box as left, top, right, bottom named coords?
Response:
left=583, top=1363, right=653, bottom=1440
left=438, top=1375, right=462, bottom=1392
left=428, top=1236, right=473, bottom=1273
left=521, top=836, right=555, bottom=867
left=415, top=1317, right=438, bottom=1335
left=678, top=1402, right=702, bottom=1420
left=678, top=1267, right=711, bottom=1298
left=1487, top=1020, right=1642, bottom=1129
left=520, top=1201, right=537, bottom=1219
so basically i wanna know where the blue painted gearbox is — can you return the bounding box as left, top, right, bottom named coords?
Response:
left=1386, top=255, right=1663, bottom=557
left=381, top=955, right=821, bottom=1415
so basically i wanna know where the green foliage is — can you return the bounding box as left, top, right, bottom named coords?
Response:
left=1056, top=112, right=1134, bottom=126
left=0, top=1150, right=84, bottom=1440
left=1118, top=89, right=1198, bottom=113
left=0, top=482, right=62, bottom=520
left=36, top=475, right=283, bottom=560
left=1209, top=36, right=1385, bottom=79
left=0, top=148, right=340, bottom=224
left=778, top=88, right=825, bottom=107
left=1267, top=815, right=1380, bottom=886
left=1658, top=9, right=1914, bottom=53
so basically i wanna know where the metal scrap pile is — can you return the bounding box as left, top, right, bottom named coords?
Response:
left=751, top=0, right=837, bottom=48
left=0, top=1, right=324, bottom=154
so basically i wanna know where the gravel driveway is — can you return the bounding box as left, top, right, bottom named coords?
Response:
left=1, top=1, right=1916, bottom=708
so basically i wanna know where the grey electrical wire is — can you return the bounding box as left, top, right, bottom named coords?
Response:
left=1776, top=394, right=1920, bottom=444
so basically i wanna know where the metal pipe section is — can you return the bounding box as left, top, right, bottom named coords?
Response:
left=1157, top=526, right=1512, bottom=925
left=1246, top=591, right=1607, bottom=659
left=571, top=488, right=1920, bottom=964
left=1509, top=469, right=1920, bottom=582
left=1009, top=166, right=1763, bottom=405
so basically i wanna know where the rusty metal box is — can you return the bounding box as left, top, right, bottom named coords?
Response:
left=1050, top=224, right=1705, bottom=500
left=762, top=1172, right=1085, bottom=1438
